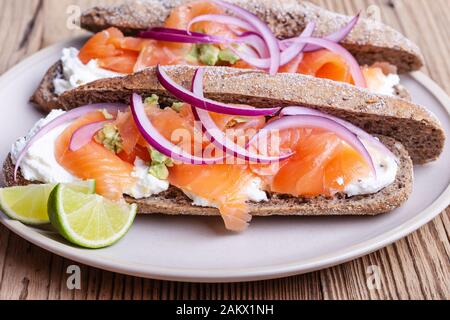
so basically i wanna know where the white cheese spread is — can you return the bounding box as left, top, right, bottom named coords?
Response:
left=183, top=177, right=268, bottom=208
left=344, top=140, right=398, bottom=196
left=124, top=157, right=169, bottom=199
left=10, top=109, right=77, bottom=183
left=53, top=47, right=123, bottom=95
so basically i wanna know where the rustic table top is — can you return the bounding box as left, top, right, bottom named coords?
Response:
left=0, top=0, right=449, bottom=300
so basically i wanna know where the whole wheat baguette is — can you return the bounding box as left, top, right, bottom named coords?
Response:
left=30, top=61, right=64, bottom=113
left=30, top=60, right=411, bottom=113
left=2, top=135, right=413, bottom=216
left=80, top=0, right=424, bottom=73
left=57, top=65, right=444, bottom=165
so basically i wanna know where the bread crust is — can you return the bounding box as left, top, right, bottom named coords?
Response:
left=30, top=58, right=412, bottom=114
left=2, top=136, right=413, bottom=216
left=30, top=61, right=65, bottom=113
left=56, top=65, right=444, bottom=165
left=80, top=0, right=424, bottom=73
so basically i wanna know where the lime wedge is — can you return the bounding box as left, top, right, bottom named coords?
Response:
left=48, top=184, right=137, bottom=248
left=0, top=180, right=95, bottom=225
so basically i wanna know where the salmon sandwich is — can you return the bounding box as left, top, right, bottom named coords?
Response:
left=32, top=0, right=422, bottom=112
left=2, top=1, right=445, bottom=238
left=3, top=64, right=444, bottom=232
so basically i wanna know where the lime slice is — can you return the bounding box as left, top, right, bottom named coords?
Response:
left=48, top=184, right=137, bottom=248
left=0, top=180, right=95, bottom=225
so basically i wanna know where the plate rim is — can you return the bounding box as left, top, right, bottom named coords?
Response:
left=0, top=39, right=449, bottom=283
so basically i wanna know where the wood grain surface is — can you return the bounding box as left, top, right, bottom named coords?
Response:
left=0, top=0, right=449, bottom=300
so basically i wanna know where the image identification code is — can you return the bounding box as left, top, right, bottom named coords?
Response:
left=176, top=304, right=275, bottom=317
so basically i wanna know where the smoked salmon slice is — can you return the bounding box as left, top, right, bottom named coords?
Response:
left=297, top=49, right=353, bottom=84
left=267, top=130, right=370, bottom=197
left=54, top=111, right=136, bottom=201
left=169, top=163, right=254, bottom=231
left=77, top=1, right=236, bottom=73
left=78, top=27, right=148, bottom=73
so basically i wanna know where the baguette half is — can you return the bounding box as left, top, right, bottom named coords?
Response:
left=30, top=60, right=412, bottom=113
left=56, top=65, right=444, bottom=165
left=80, top=0, right=424, bottom=73
left=2, top=134, right=413, bottom=216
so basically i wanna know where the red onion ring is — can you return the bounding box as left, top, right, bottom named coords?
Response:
left=227, top=46, right=269, bottom=69
left=13, top=103, right=127, bottom=181
left=277, top=22, right=315, bottom=65
left=142, top=27, right=269, bottom=60
left=69, top=120, right=112, bottom=151
left=187, top=14, right=256, bottom=34
left=249, top=115, right=376, bottom=176
left=212, top=0, right=280, bottom=75
left=237, top=31, right=269, bottom=58
left=283, top=37, right=366, bottom=87
left=147, top=27, right=208, bottom=36
left=303, top=13, right=361, bottom=52
left=229, top=36, right=366, bottom=87
left=228, top=23, right=314, bottom=67
left=280, top=106, right=398, bottom=162
left=130, top=93, right=225, bottom=165
left=156, top=65, right=280, bottom=116
left=191, top=68, right=293, bottom=163
left=139, top=27, right=234, bottom=44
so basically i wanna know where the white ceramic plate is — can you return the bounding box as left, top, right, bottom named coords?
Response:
left=1, top=38, right=449, bottom=283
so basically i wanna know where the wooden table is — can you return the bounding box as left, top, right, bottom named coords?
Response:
left=0, top=0, right=449, bottom=300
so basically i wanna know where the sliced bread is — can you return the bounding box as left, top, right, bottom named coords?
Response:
left=80, top=0, right=424, bottom=73
left=30, top=59, right=412, bottom=113
left=56, top=65, right=444, bottom=165
left=2, top=135, right=413, bottom=216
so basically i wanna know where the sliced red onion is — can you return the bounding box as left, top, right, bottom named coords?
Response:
left=141, top=27, right=267, bottom=58
left=281, top=13, right=360, bottom=51
left=280, top=106, right=398, bottom=161
left=277, top=22, right=315, bottom=66
left=287, top=37, right=366, bottom=87
left=156, top=65, right=279, bottom=116
left=69, top=120, right=112, bottom=151
left=212, top=0, right=280, bottom=75
left=227, top=45, right=269, bottom=69
left=191, top=68, right=293, bottom=163
left=237, top=43, right=260, bottom=59
left=237, top=31, right=269, bottom=58
left=303, top=13, right=361, bottom=52
left=147, top=27, right=204, bottom=35
left=229, top=36, right=366, bottom=87
left=187, top=14, right=256, bottom=34
left=139, top=27, right=234, bottom=44
left=249, top=115, right=376, bottom=176
left=13, top=103, right=127, bottom=181
left=130, top=93, right=225, bottom=164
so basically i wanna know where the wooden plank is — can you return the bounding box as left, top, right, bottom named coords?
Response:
left=41, top=0, right=123, bottom=46
left=0, top=0, right=49, bottom=301
left=0, top=0, right=44, bottom=74
left=0, top=235, right=53, bottom=300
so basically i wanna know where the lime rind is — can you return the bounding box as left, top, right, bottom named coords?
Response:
left=0, top=180, right=96, bottom=225
left=0, top=184, right=53, bottom=224
left=48, top=184, right=137, bottom=249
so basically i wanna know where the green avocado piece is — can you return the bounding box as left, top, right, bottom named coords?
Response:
left=171, top=102, right=184, bottom=112
left=148, top=163, right=169, bottom=180
left=185, top=45, right=200, bottom=64
left=144, top=94, right=159, bottom=105
left=94, top=123, right=123, bottom=154
left=218, top=48, right=240, bottom=65
left=199, top=44, right=220, bottom=66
